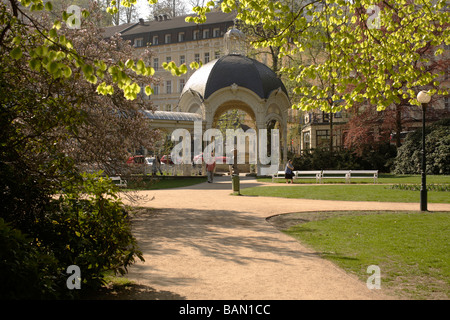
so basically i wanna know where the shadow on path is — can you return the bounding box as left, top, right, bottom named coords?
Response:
left=93, top=283, right=186, bottom=300
left=131, top=207, right=320, bottom=266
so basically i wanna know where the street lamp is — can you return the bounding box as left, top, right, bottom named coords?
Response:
left=417, top=90, right=431, bottom=211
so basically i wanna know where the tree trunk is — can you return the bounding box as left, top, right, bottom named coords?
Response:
left=395, top=104, right=402, bottom=147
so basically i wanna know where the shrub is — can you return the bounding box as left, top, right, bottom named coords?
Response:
left=292, top=144, right=396, bottom=172
left=393, top=118, right=450, bottom=174
left=0, top=173, right=144, bottom=299
left=387, top=184, right=450, bottom=192
left=0, top=218, right=61, bottom=299
left=41, top=173, right=145, bottom=294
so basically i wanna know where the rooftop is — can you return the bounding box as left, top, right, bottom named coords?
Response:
left=141, top=110, right=202, bottom=122
left=102, top=11, right=237, bottom=38
left=182, top=54, right=288, bottom=100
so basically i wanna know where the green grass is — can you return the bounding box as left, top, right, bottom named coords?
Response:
left=258, top=174, right=450, bottom=185
left=126, top=177, right=205, bottom=190
left=240, top=184, right=450, bottom=203
left=282, top=211, right=450, bottom=299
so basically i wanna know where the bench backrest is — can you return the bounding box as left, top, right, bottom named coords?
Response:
left=295, top=171, right=322, bottom=174
left=322, top=170, right=350, bottom=175
left=349, top=170, right=378, bottom=173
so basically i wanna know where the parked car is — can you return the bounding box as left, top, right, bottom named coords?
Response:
left=160, top=155, right=174, bottom=165
left=126, top=155, right=146, bottom=165
left=145, top=157, right=155, bottom=166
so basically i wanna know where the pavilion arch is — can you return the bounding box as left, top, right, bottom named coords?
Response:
left=177, top=40, right=291, bottom=173
left=178, top=28, right=291, bottom=174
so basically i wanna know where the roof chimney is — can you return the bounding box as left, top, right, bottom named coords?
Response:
left=139, top=18, right=145, bottom=25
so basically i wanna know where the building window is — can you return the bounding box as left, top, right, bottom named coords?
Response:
left=203, top=29, right=210, bottom=39
left=303, top=132, right=310, bottom=151
left=204, top=52, right=210, bottom=63
left=165, top=104, right=172, bottom=112
left=213, top=28, right=220, bottom=38
left=153, top=58, right=159, bottom=71
left=139, top=84, right=146, bottom=98
left=134, top=38, right=143, bottom=47
left=180, top=55, right=185, bottom=65
left=153, top=85, right=159, bottom=95
left=215, top=51, right=220, bottom=59
left=316, top=130, right=330, bottom=148
left=194, top=53, right=200, bottom=63
left=152, top=35, right=158, bottom=45
left=166, top=56, right=172, bottom=63
left=165, top=34, right=171, bottom=44
left=334, top=111, right=342, bottom=118
left=322, top=112, right=330, bottom=123
left=179, top=78, right=185, bottom=93
left=193, top=30, right=200, bottom=40
left=178, top=32, right=185, bottom=42
left=166, top=80, right=172, bottom=94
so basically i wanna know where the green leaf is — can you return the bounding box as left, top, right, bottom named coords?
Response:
left=29, top=59, right=41, bottom=71
left=136, top=59, right=145, bottom=71
left=10, top=47, right=22, bottom=60
left=145, top=85, right=153, bottom=96
left=44, top=1, right=52, bottom=11
left=189, top=61, right=199, bottom=70
left=82, top=64, right=94, bottom=76
left=125, top=59, right=134, bottom=68
left=53, top=20, right=62, bottom=30
left=63, top=66, right=72, bottom=78
left=46, top=61, right=59, bottom=74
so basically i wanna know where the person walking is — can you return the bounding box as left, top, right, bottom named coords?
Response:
left=206, top=156, right=216, bottom=183
left=285, top=159, right=294, bottom=184
left=153, top=155, right=163, bottom=176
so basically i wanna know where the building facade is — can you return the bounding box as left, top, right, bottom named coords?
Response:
left=104, top=11, right=449, bottom=157
left=104, top=12, right=237, bottom=113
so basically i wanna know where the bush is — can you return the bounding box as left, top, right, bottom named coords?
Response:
left=0, top=173, right=144, bottom=299
left=38, top=173, right=144, bottom=295
left=393, top=118, right=450, bottom=174
left=0, top=218, right=61, bottom=299
left=292, top=144, right=396, bottom=172
left=387, top=183, right=450, bottom=192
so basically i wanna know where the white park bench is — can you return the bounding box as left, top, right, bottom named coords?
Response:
left=320, top=170, right=351, bottom=183
left=272, top=171, right=286, bottom=182
left=272, top=170, right=322, bottom=183
left=294, top=171, right=322, bottom=183
left=348, top=170, right=378, bottom=184
left=110, top=176, right=127, bottom=188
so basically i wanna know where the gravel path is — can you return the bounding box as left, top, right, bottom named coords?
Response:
left=118, top=176, right=450, bottom=300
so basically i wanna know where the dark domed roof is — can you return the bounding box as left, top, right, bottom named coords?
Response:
left=182, top=54, right=288, bottom=100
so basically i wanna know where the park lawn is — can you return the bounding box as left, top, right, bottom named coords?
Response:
left=258, top=174, right=450, bottom=185
left=240, top=184, right=450, bottom=203
left=282, top=211, right=450, bottom=300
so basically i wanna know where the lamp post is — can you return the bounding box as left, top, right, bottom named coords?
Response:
left=417, top=91, right=431, bottom=211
